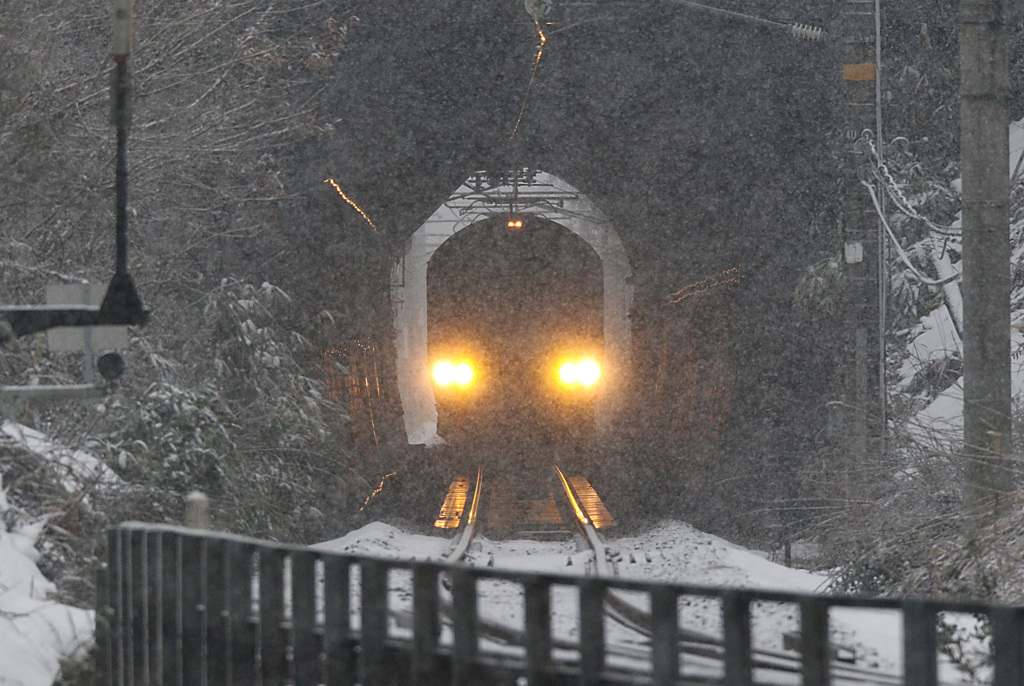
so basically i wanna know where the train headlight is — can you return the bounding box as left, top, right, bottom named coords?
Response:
left=557, top=357, right=601, bottom=388
left=454, top=362, right=474, bottom=385
left=433, top=360, right=474, bottom=387
left=577, top=358, right=600, bottom=386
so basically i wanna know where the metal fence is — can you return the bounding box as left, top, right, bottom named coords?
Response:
left=96, top=521, right=1024, bottom=686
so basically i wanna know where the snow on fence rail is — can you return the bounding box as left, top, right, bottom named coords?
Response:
left=96, top=521, right=1024, bottom=686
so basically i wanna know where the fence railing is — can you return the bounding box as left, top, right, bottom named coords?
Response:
left=96, top=521, right=1024, bottom=685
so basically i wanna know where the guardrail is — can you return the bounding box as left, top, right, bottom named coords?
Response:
left=96, top=521, right=1024, bottom=686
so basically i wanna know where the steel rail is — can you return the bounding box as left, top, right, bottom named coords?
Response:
left=551, top=467, right=900, bottom=684
left=554, top=465, right=611, bottom=576
left=426, top=464, right=900, bottom=684
left=444, top=465, right=483, bottom=563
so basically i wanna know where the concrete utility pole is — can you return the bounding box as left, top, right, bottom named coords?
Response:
left=960, top=0, right=1012, bottom=517
left=839, top=0, right=884, bottom=468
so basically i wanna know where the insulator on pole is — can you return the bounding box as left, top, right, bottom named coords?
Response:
left=790, top=23, right=825, bottom=41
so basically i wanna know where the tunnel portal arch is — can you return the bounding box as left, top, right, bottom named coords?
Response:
left=391, top=169, right=633, bottom=445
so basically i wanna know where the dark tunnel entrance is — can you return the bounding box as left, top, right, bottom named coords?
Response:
left=426, top=215, right=604, bottom=464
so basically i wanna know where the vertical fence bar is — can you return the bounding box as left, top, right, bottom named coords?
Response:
left=359, top=560, right=388, bottom=686
left=722, top=591, right=752, bottom=686
left=524, top=579, right=552, bottom=685
left=412, top=564, right=440, bottom=685
left=259, top=547, right=287, bottom=686
left=992, top=607, right=1024, bottom=686
left=225, top=542, right=256, bottom=686
left=145, top=532, right=162, bottom=684
left=651, top=587, right=678, bottom=686
left=903, top=601, right=937, bottom=686
left=323, top=556, right=354, bottom=685
left=160, top=531, right=181, bottom=686
left=129, top=529, right=147, bottom=685
left=579, top=578, right=605, bottom=686
left=95, top=562, right=111, bottom=686
left=291, top=552, right=318, bottom=686
left=451, top=568, right=479, bottom=686
left=800, top=598, right=830, bottom=686
left=120, top=528, right=133, bottom=684
left=204, top=538, right=227, bottom=686
left=180, top=534, right=204, bottom=686
left=106, top=529, right=123, bottom=686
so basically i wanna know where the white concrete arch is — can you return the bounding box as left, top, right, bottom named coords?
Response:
left=390, top=169, right=633, bottom=445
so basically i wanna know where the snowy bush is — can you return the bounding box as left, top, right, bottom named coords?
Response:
left=98, top=279, right=352, bottom=539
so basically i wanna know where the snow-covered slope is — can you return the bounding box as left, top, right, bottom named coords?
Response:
left=0, top=422, right=116, bottom=685
left=0, top=487, right=94, bottom=686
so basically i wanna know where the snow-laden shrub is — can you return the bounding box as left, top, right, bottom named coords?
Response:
left=99, top=279, right=352, bottom=539
left=102, top=382, right=231, bottom=494
left=204, top=279, right=332, bottom=449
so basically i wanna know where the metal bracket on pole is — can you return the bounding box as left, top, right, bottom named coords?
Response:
left=0, top=384, right=106, bottom=402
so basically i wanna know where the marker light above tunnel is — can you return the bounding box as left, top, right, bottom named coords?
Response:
left=433, top=360, right=474, bottom=387
left=558, top=358, right=601, bottom=387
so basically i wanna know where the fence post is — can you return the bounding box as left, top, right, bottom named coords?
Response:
left=524, top=578, right=552, bottom=685
left=359, top=559, right=388, bottom=686
left=129, top=529, right=147, bottom=685
left=225, top=542, right=256, bottom=686
left=651, top=587, right=678, bottom=685
left=259, top=547, right=287, bottom=686
left=323, top=556, right=354, bottom=685
left=412, top=564, right=440, bottom=684
left=204, top=537, right=227, bottom=686
left=145, top=532, right=162, bottom=684
left=903, top=601, right=937, bottom=686
left=119, top=528, right=133, bottom=685
left=290, top=552, right=318, bottom=686
left=105, top=529, right=123, bottom=686
left=992, top=606, right=1024, bottom=686
left=180, top=534, right=204, bottom=685
left=94, top=563, right=111, bottom=686
left=451, top=568, right=479, bottom=686
left=184, top=491, right=210, bottom=529
left=800, top=597, right=830, bottom=686
left=579, top=578, right=605, bottom=686
left=160, top=530, right=180, bottom=686
left=723, top=591, right=753, bottom=686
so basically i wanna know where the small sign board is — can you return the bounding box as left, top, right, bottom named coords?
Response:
left=46, top=284, right=128, bottom=352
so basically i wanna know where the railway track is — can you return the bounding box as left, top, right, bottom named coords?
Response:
left=432, top=465, right=901, bottom=685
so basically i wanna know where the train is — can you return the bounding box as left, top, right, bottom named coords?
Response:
left=389, top=169, right=635, bottom=471
left=426, top=213, right=605, bottom=465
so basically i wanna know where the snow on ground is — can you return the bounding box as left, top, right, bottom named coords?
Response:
left=316, top=520, right=911, bottom=679
left=0, top=488, right=94, bottom=686
left=0, top=425, right=110, bottom=685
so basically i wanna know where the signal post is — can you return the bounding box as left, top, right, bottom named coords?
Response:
left=839, top=0, right=884, bottom=468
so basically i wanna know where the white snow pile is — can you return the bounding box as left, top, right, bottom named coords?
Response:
left=1, top=420, right=118, bottom=494
left=0, top=421, right=118, bottom=684
left=0, top=481, right=94, bottom=686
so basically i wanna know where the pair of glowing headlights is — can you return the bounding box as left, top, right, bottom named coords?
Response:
left=432, top=358, right=601, bottom=389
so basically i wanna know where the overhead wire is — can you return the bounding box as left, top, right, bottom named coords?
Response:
left=861, top=180, right=959, bottom=287
left=509, top=10, right=548, bottom=144
left=325, top=178, right=380, bottom=233
left=665, top=266, right=742, bottom=303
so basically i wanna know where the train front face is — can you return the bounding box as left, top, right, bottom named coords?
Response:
left=427, top=215, right=604, bottom=463
left=430, top=331, right=603, bottom=453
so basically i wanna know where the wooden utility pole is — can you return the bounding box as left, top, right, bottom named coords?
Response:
left=961, top=0, right=1012, bottom=517
left=839, top=0, right=884, bottom=468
